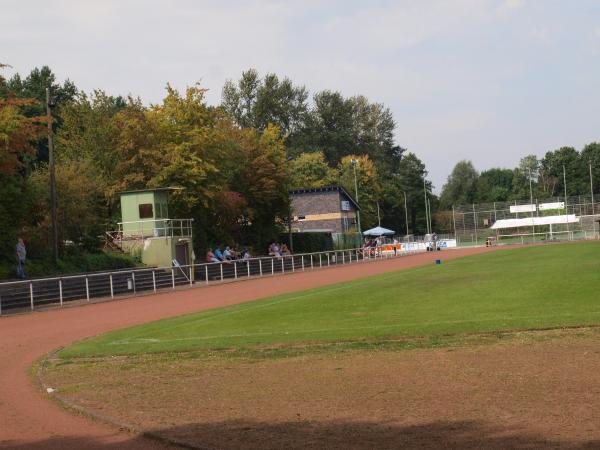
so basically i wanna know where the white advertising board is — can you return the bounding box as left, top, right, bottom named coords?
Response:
left=510, top=204, right=536, bottom=213
left=539, top=202, right=565, bottom=211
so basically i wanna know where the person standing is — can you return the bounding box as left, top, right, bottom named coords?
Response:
left=16, top=238, right=27, bottom=279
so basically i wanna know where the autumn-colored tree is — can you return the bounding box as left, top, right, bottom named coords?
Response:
left=288, top=151, right=336, bottom=189
left=0, top=64, right=46, bottom=258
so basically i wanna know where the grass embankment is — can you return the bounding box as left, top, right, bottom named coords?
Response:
left=0, top=251, right=139, bottom=280
left=60, top=241, right=600, bottom=359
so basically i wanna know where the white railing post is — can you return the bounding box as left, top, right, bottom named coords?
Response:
left=327, top=253, right=330, bottom=266
left=311, top=254, right=314, bottom=269
left=85, top=276, right=90, bottom=301
left=271, top=258, right=274, bottom=275
left=282, top=258, right=285, bottom=274
left=109, top=274, right=114, bottom=299
left=189, top=265, right=193, bottom=286
left=220, top=263, right=224, bottom=282
left=171, top=268, right=175, bottom=289
left=59, top=279, right=63, bottom=307
left=30, top=282, right=34, bottom=310
left=319, top=254, right=322, bottom=267
left=259, top=259, right=263, bottom=276
left=132, top=271, right=136, bottom=293
left=247, top=261, right=250, bottom=277
left=234, top=261, right=238, bottom=279
left=302, top=255, right=305, bottom=271
left=342, top=252, right=345, bottom=264
left=205, top=265, right=209, bottom=285
left=291, top=257, right=295, bottom=272
left=152, top=270, right=157, bottom=292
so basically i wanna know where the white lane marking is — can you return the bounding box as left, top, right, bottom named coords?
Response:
left=109, top=311, right=600, bottom=346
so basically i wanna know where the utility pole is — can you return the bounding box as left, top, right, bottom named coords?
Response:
left=376, top=201, right=381, bottom=227
left=403, top=191, right=409, bottom=236
left=46, top=87, right=58, bottom=262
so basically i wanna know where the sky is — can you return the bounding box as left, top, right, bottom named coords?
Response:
left=2, top=0, right=600, bottom=191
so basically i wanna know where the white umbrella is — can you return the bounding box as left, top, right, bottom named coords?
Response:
left=362, top=226, right=395, bottom=236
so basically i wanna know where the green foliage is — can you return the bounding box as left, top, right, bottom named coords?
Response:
left=440, top=160, right=479, bottom=208
left=337, top=155, right=381, bottom=229
left=59, top=242, right=600, bottom=357
left=0, top=250, right=137, bottom=280
left=288, top=151, right=335, bottom=189
left=475, top=168, right=514, bottom=203
left=222, top=69, right=309, bottom=136
left=280, top=232, right=333, bottom=253
left=332, top=232, right=363, bottom=250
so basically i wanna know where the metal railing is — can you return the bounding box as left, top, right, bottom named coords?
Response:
left=114, top=218, right=194, bottom=240
left=0, top=246, right=425, bottom=316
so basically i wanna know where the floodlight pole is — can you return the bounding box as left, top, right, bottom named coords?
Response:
left=528, top=167, right=535, bottom=240
left=351, top=159, right=362, bottom=234
left=589, top=162, right=595, bottom=216
left=46, top=87, right=58, bottom=262
left=423, top=178, right=430, bottom=235
left=403, top=191, right=409, bottom=236
left=563, top=165, right=569, bottom=238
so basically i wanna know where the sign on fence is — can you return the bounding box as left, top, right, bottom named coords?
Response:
left=539, top=202, right=565, bottom=211
left=510, top=204, right=536, bottom=213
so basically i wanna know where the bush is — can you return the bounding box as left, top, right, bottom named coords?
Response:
left=332, top=232, right=363, bottom=250
left=0, top=251, right=139, bottom=280
left=280, top=232, right=333, bottom=254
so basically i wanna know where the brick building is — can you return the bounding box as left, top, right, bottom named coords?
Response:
left=290, top=185, right=360, bottom=233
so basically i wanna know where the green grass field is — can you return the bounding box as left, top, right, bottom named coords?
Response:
left=60, top=242, right=600, bottom=359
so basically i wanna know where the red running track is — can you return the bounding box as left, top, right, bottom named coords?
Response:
left=0, top=247, right=492, bottom=450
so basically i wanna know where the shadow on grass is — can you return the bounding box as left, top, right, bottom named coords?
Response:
left=5, top=419, right=600, bottom=450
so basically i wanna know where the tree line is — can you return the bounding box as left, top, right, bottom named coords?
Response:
left=439, top=146, right=600, bottom=210
left=1, top=65, right=433, bottom=266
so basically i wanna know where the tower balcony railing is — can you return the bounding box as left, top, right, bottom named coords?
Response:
left=106, top=218, right=193, bottom=250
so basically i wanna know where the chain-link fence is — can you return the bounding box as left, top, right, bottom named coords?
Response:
left=435, top=195, right=600, bottom=246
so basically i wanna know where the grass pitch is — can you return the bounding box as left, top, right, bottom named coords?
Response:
left=60, top=242, right=600, bottom=358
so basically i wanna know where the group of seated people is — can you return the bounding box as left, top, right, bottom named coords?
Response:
left=268, top=242, right=291, bottom=257
left=361, top=237, right=383, bottom=256
left=206, top=245, right=251, bottom=263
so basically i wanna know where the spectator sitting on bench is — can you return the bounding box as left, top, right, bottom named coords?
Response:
left=214, top=245, right=225, bottom=261
left=206, top=248, right=219, bottom=263
left=223, top=246, right=234, bottom=261
left=281, top=243, right=291, bottom=256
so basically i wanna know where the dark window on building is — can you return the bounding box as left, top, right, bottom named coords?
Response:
left=139, top=203, right=154, bottom=219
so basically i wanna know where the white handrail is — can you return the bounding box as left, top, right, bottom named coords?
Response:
left=0, top=245, right=424, bottom=314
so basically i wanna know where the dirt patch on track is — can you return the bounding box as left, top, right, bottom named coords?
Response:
left=42, top=328, right=600, bottom=449
left=0, top=247, right=491, bottom=449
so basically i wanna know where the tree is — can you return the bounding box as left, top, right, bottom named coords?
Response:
left=288, top=152, right=335, bottom=189
left=395, top=152, right=432, bottom=234
left=222, top=69, right=309, bottom=136
left=289, top=91, right=401, bottom=171
left=0, top=64, right=46, bottom=258
left=439, top=160, right=479, bottom=208
left=337, top=155, right=381, bottom=230
left=539, top=147, right=584, bottom=197
left=580, top=142, right=600, bottom=196
left=475, top=168, right=514, bottom=203
left=3, top=66, right=77, bottom=167
left=511, top=154, right=541, bottom=200
left=29, top=160, right=107, bottom=253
